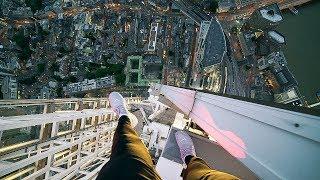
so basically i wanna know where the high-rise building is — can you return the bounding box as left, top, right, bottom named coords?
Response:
left=1, top=76, right=17, bottom=99
left=248, top=3, right=283, bottom=30
left=192, top=18, right=226, bottom=90
left=194, top=21, right=211, bottom=71
left=197, top=19, right=226, bottom=72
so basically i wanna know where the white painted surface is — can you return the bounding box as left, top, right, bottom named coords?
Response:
left=172, top=113, right=188, bottom=129
left=0, top=108, right=113, bottom=131
left=156, top=157, right=183, bottom=180
left=151, top=84, right=320, bottom=180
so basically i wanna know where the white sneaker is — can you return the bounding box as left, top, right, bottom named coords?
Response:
left=108, top=92, right=129, bottom=117
left=175, top=131, right=196, bottom=163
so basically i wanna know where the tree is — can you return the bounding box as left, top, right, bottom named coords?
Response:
left=57, top=87, right=63, bottom=97
left=49, top=63, right=59, bottom=72
left=0, top=86, right=3, bottom=99
left=13, top=31, right=32, bottom=60
left=37, top=63, right=46, bottom=74
left=59, top=47, right=69, bottom=54
left=231, top=26, right=238, bottom=34
left=168, top=50, right=174, bottom=57
left=53, top=75, right=63, bottom=82
left=25, top=0, right=43, bottom=13
left=85, top=71, right=96, bottom=80
left=206, top=0, right=218, bottom=14
left=68, top=76, right=77, bottom=83
left=13, top=31, right=27, bottom=47
left=61, top=76, right=78, bottom=83
left=244, top=64, right=252, bottom=71
left=95, top=68, right=108, bottom=78
left=39, top=26, right=50, bottom=37
left=19, top=76, right=37, bottom=85
left=115, top=73, right=126, bottom=85
left=84, top=62, right=126, bottom=85
left=84, top=32, right=96, bottom=42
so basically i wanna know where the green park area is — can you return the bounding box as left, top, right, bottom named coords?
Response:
left=191, top=0, right=218, bottom=13
left=13, top=30, right=32, bottom=61
left=85, top=62, right=126, bottom=85
left=25, top=0, right=43, bottom=13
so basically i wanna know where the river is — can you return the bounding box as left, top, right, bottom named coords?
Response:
left=277, top=1, right=320, bottom=104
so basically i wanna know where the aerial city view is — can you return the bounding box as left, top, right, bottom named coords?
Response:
left=0, top=0, right=319, bottom=179
left=1, top=0, right=319, bottom=106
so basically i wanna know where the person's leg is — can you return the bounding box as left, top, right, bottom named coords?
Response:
left=97, top=92, right=161, bottom=180
left=175, top=131, right=239, bottom=180
left=183, top=155, right=239, bottom=180
left=110, top=115, right=153, bottom=164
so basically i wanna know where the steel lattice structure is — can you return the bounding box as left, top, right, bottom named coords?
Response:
left=0, top=97, right=142, bottom=179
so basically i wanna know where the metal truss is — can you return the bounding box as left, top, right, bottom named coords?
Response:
left=0, top=97, right=142, bottom=179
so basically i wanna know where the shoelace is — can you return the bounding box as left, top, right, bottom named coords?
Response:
left=115, top=105, right=127, bottom=115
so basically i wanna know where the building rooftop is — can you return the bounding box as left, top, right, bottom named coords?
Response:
left=201, top=18, right=227, bottom=70
left=1, top=76, right=17, bottom=100
left=268, top=31, right=285, bottom=44
left=274, top=88, right=300, bottom=104
left=259, top=4, right=282, bottom=22
left=65, top=76, right=115, bottom=94
left=238, top=32, right=255, bottom=57
left=126, top=56, right=162, bottom=86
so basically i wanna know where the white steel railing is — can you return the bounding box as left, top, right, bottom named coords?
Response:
left=0, top=97, right=142, bottom=179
